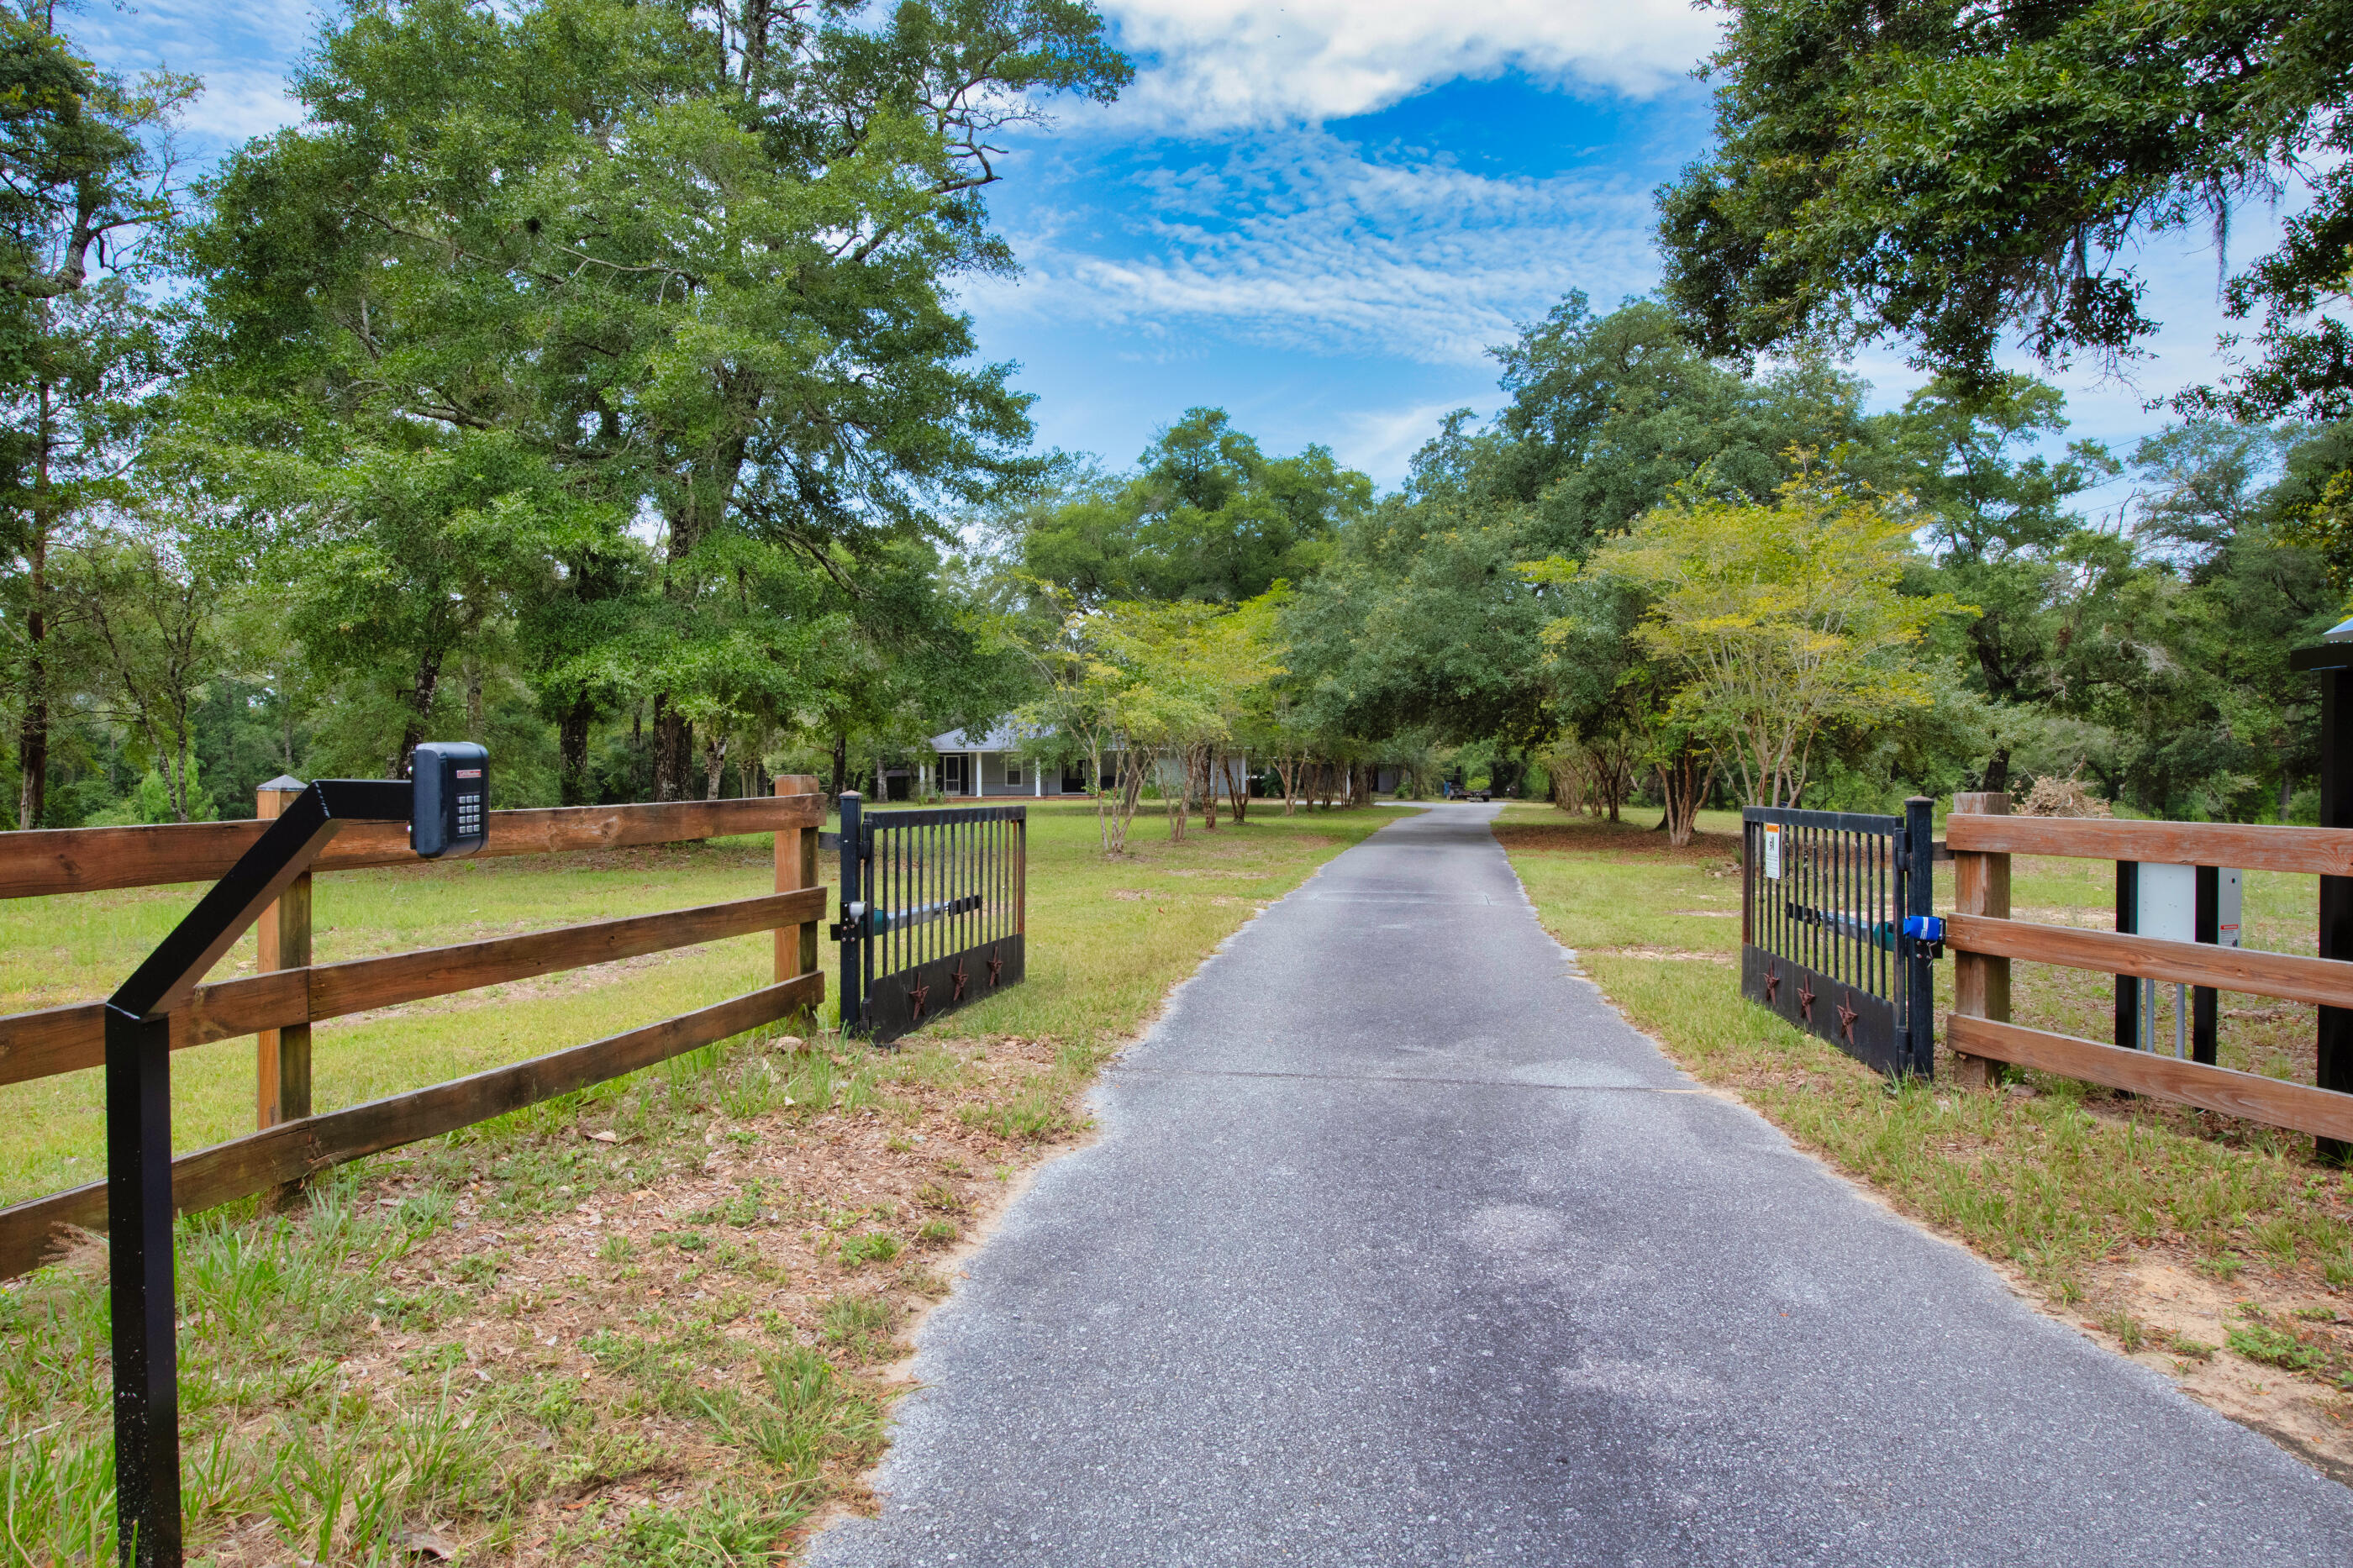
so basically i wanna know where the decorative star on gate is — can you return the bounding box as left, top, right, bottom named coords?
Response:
left=906, top=980, right=930, bottom=1023
left=951, top=958, right=969, bottom=1003
left=986, top=946, right=1004, bottom=987
left=1836, top=992, right=1859, bottom=1044
left=1796, top=978, right=1817, bottom=1024
left=1763, top=965, right=1781, bottom=1002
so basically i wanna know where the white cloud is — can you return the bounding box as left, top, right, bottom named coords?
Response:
left=1102, top=0, right=1720, bottom=129
left=971, top=130, right=1662, bottom=366
left=1332, top=396, right=1497, bottom=478
left=75, top=0, right=320, bottom=160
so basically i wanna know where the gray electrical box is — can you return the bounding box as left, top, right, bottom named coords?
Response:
left=410, top=741, right=488, bottom=859
left=2214, top=867, right=2242, bottom=949
left=2136, top=862, right=2196, bottom=944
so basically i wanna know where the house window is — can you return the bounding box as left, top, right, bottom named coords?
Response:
left=1005, top=758, right=1022, bottom=787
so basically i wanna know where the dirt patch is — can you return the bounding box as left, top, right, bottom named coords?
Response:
left=1582, top=946, right=1736, bottom=965
left=150, top=1031, right=1098, bottom=1566
left=2072, top=1259, right=2353, bottom=1481
left=1491, top=820, right=1744, bottom=866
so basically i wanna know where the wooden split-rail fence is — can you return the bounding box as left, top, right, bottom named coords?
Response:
left=0, top=777, right=829, bottom=1278
left=1943, top=792, right=2353, bottom=1150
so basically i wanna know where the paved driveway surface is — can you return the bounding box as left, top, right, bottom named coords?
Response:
left=813, top=803, right=2353, bottom=1566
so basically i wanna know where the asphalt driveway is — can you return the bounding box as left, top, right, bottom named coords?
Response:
left=812, top=802, right=2353, bottom=1566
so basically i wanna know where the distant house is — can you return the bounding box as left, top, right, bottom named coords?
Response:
left=927, top=723, right=1251, bottom=799
left=929, top=723, right=1093, bottom=797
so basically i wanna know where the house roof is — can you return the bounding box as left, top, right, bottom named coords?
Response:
left=929, top=721, right=1037, bottom=751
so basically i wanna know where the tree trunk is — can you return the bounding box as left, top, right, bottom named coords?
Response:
left=1982, top=745, right=2012, bottom=796
left=651, top=697, right=692, bottom=802
left=1226, top=756, right=1249, bottom=823
left=703, top=731, right=728, bottom=800
left=558, top=701, right=594, bottom=806
left=1661, top=741, right=1713, bottom=850
left=392, top=647, right=446, bottom=778
left=15, top=385, right=55, bottom=830
left=830, top=730, right=848, bottom=807
left=1201, top=750, right=1219, bottom=830
left=15, top=641, right=45, bottom=832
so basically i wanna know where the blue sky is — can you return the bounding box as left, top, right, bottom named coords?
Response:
left=92, top=0, right=2287, bottom=492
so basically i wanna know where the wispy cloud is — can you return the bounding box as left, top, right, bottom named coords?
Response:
left=1332, top=397, right=1495, bottom=479
left=76, top=0, right=319, bottom=162
left=1100, top=0, right=1721, bottom=129
left=972, top=131, right=1664, bottom=366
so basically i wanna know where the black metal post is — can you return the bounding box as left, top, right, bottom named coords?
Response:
left=2292, top=642, right=2353, bottom=1161
left=2114, top=860, right=2140, bottom=1051
left=1903, top=797, right=1935, bottom=1078
left=2322, top=660, right=2353, bottom=1160
left=103, top=777, right=417, bottom=1565
left=2194, top=866, right=2219, bottom=1066
left=839, top=792, right=865, bottom=1033
left=106, top=1007, right=179, bottom=1568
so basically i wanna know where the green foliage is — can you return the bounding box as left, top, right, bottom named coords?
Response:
left=170, top=0, right=1126, bottom=795
left=1579, top=457, right=1966, bottom=805
left=1658, top=0, right=2353, bottom=420
left=1013, top=408, right=1368, bottom=605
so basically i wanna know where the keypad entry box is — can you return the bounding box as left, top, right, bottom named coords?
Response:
left=411, top=741, right=488, bottom=859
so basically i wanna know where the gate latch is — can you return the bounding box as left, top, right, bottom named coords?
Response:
left=1901, top=914, right=1945, bottom=960
left=829, top=901, right=868, bottom=943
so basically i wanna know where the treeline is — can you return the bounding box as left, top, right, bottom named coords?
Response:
left=996, top=296, right=2341, bottom=833
left=0, top=0, right=1128, bottom=828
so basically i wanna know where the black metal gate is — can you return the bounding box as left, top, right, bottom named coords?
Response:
left=834, top=791, right=1026, bottom=1044
left=1741, top=799, right=1935, bottom=1078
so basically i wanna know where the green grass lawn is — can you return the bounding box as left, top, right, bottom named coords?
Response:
left=0, top=800, right=1398, bottom=1209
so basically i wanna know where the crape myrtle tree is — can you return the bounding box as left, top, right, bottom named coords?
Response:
left=1571, top=456, right=1966, bottom=810
left=183, top=0, right=1129, bottom=792
left=0, top=4, right=193, bottom=826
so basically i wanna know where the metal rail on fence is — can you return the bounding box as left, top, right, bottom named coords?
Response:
left=834, top=792, right=1026, bottom=1044
left=1740, top=799, right=1936, bottom=1078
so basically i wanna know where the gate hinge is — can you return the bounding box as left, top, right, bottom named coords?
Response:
left=829, top=901, right=868, bottom=943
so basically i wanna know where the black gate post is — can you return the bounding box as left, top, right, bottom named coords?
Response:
left=1903, top=797, right=1935, bottom=1078
left=97, top=776, right=426, bottom=1565
left=2193, top=866, right=2220, bottom=1066
left=837, top=791, right=865, bottom=1033
left=2292, top=636, right=2353, bottom=1160
left=106, top=1006, right=180, bottom=1567
left=2114, top=861, right=2140, bottom=1051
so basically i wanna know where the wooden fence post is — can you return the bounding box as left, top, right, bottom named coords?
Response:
left=775, top=776, right=821, bottom=991
left=254, top=777, right=312, bottom=1133
left=1950, top=790, right=2012, bottom=1090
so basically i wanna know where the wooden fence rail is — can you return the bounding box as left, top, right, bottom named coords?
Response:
left=0, top=779, right=829, bottom=1277
left=1942, top=796, right=2353, bottom=1144
left=0, top=795, right=820, bottom=900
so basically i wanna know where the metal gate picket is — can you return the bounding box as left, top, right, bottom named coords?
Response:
left=1740, top=797, right=1936, bottom=1078
left=834, top=792, right=1026, bottom=1044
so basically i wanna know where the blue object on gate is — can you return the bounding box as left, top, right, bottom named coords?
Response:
left=1901, top=915, right=1945, bottom=944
